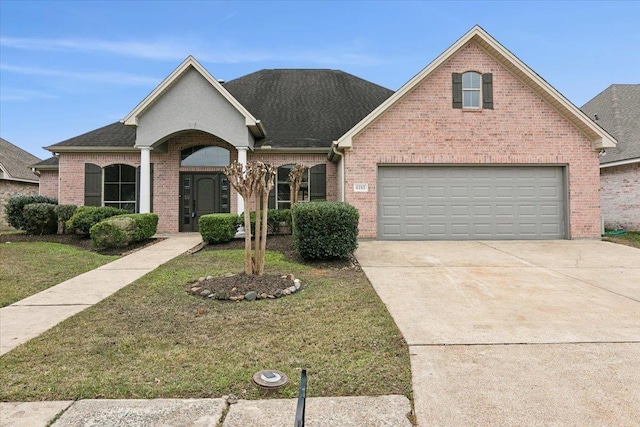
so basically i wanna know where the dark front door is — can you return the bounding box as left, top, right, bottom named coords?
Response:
left=180, top=172, right=230, bottom=232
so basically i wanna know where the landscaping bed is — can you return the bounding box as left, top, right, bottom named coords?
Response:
left=602, top=231, right=640, bottom=249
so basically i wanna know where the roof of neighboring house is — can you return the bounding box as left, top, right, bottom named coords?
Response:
left=0, top=137, right=40, bottom=182
left=581, top=84, right=640, bottom=165
left=46, top=121, right=136, bottom=151
left=32, top=156, right=60, bottom=170
left=223, top=69, right=393, bottom=148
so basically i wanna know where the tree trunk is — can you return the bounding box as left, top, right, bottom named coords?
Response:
left=243, top=204, right=253, bottom=275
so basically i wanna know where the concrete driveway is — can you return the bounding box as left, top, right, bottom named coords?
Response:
left=356, top=240, right=640, bottom=426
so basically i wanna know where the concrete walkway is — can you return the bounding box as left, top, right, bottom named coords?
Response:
left=356, top=240, right=640, bottom=426
left=0, top=234, right=203, bottom=356
left=1, top=395, right=412, bottom=426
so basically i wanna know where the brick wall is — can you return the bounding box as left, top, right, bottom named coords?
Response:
left=0, top=180, right=39, bottom=230
left=38, top=170, right=59, bottom=199
left=346, top=41, right=601, bottom=239
left=600, top=162, right=640, bottom=231
left=56, top=131, right=335, bottom=233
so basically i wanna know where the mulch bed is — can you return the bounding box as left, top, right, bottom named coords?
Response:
left=0, top=232, right=160, bottom=256
left=186, top=272, right=300, bottom=301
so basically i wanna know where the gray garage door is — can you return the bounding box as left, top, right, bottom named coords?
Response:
left=378, top=166, right=566, bottom=240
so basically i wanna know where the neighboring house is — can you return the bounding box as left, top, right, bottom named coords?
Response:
left=0, top=138, right=41, bottom=229
left=581, top=84, right=640, bottom=231
left=35, top=26, right=615, bottom=239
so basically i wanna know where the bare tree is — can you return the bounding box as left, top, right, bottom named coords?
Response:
left=289, top=164, right=307, bottom=205
left=224, top=161, right=276, bottom=276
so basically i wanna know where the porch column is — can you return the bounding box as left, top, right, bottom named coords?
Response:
left=236, top=147, right=248, bottom=214
left=139, top=147, right=151, bottom=213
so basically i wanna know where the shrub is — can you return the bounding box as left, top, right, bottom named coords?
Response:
left=66, top=206, right=128, bottom=235
left=90, top=213, right=159, bottom=249
left=236, top=209, right=293, bottom=236
left=22, top=203, right=58, bottom=235
left=4, top=195, right=57, bottom=230
left=199, top=213, right=238, bottom=244
left=292, top=202, right=359, bottom=260
left=54, top=204, right=77, bottom=234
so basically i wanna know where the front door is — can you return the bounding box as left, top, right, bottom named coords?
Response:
left=180, top=172, right=230, bottom=232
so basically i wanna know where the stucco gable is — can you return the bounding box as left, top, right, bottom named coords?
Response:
left=123, top=56, right=265, bottom=148
left=336, top=25, right=616, bottom=152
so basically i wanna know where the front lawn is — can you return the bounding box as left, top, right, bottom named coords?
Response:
left=0, top=246, right=412, bottom=401
left=0, top=242, right=119, bottom=307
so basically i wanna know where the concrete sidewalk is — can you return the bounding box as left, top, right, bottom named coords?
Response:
left=1, top=395, right=413, bottom=426
left=0, top=234, right=203, bottom=356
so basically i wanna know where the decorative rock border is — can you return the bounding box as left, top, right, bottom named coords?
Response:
left=186, top=273, right=302, bottom=302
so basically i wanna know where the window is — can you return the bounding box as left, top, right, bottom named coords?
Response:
left=268, top=164, right=326, bottom=209
left=462, top=72, right=481, bottom=108
left=180, top=145, right=230, bottom=167
left=103, top=164, right=136, bottom=212
left=452, top=72, right=493, bottom=109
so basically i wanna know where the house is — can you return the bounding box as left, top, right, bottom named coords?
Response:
left=581, top=84, right=640, bottom=231
left=0, top=138, right=40, bottom=229
left=35, top=26, right=615, bottom=239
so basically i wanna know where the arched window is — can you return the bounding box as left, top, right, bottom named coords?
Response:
left=180, top=145, right=230, bottom=167
left=462, top=71, right=481, bottom=108
left=103, top=164, right=136, bottom=212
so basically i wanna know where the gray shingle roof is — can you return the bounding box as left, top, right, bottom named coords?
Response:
left=47, top=122, right=136, bottom=149
left=45, top=70, right=392, bottom=151
left=0, top=138, right=40, bottom=181
left=223, top=69, right=393, bottom=148
left=581, top=84, right=640, bottom=164
left=32, top=156, right=60, bottom=169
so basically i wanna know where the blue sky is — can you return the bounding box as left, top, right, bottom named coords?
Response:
left=1, top=0, right=638, bottom=160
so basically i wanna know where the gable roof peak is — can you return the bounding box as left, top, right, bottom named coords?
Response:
left=336, top=25, right=616, bottom=151
left=122, top=56, right=265, bottom=137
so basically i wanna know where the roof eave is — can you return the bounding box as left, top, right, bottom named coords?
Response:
left=45, top=146, right=139, bottom=153
left=253, top=146, right=330, bottom=154
left=600, top=157, right=640, bottom=168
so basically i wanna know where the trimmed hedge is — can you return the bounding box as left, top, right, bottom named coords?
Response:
left=54, top=205, right=77, bottom=234
left=23, top=203, right=58, bottom=235
left=66, top=206, right=128, bottom=236
left=237, top=209, right=292, bottom=235
left=90, top=213, right=159, bottom=249
left=292, top=202, right=359, bottom=260
left=199, top=213, right=238, bottom=244
left=4, top=195, right=57, bottom=230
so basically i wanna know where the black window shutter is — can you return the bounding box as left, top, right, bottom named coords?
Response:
left=84, top=163, right=102, bottom=207
left=135, top=164, right=154, bottom=213
left=452, top=73, right=462, bottom=109
left=482, top=73, right=493, bottom=109
left=309, top=164, right=327, bottom=201
left=268, top=188, right=276, bottom=209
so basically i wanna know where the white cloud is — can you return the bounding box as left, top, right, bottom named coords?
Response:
left=0, top=36, right=385, bottom=66
left=0, top=88, right=59, bottom=102
left=0, top=64, right=159, bottom=86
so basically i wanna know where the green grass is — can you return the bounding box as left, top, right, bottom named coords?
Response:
left=0, top=242, right=119, bottom=307
left=603, top=231, right=640, bottom=249
left=0, top=249, right=412, bottom=402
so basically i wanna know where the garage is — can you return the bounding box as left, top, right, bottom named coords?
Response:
left=378, top=166, right=566, bottom=240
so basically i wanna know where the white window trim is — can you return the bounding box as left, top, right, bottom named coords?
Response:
left=102, top=164, right=137, bottom=211
left=462, top=71, right=482, bottom=109
left=275, top=166, right=310, bottom=209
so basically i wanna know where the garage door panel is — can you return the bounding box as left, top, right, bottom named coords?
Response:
left=378, top=166, right=565, bottom=240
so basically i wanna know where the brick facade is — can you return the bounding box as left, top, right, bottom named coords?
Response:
left=0, top=180, right=39, bottom=230
left=345, top=41, right=601, bottom=239
left=38, top=170, right=59, bottom=199
left=56, top=131, right=336, bottom=233
left=600, top=162, right=640, bottom=231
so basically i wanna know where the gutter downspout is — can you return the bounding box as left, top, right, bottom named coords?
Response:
left=330, top=141, right=345, bottom=202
